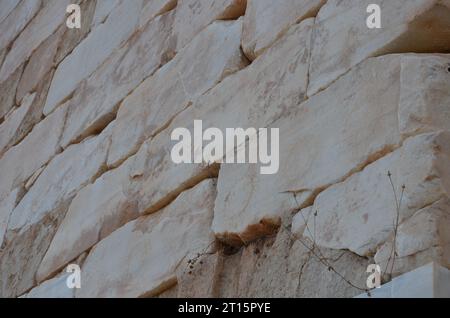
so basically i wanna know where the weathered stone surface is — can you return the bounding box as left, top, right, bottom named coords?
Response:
left=0, top=0, right=22, bottom=24
left=7, top=124, right=112, bottom=235
left=41, top=19, right=314, bottom=272
left=399, top=55, right=450, bottom=138
left=15, top=25, right=62, bottom=104
left=308, top=0, right=450, bottom=96
left=374, top=198, right=450, bottom=276
left=0, top=0, right=71, bottom=84
left=109, top=18, right=312, bottom=168
left=139, top=0, right=177, bottom=28
left=0, top=93, right=36, bottom=157
left=0, top=64, right=23, bottom=120
left=22, top=271, right=74, bottom=298
left=173, top=0, right=246, bottom=51
left=91, top=0, right=121, bottom=27
left=213, top=55, right=403, bottom=246
left=0, top=104, right=67, bottom=199
left=1, top=70, right=56, bottom=158
left=0, top=199, right=69, bottom=297
left=38, top=123, right=219, bottom=282
left=2, top=0, right=450, bottom=299
left=60, top=10, right=177, bottom=148
left=54, top=0, right=97, bottom=65
left=0, top=0, right=41, bottom=52
left=0, top=188, right=22, bottom=250
left=176, top=252, right=222, bottom=298
left=302, top=132, right=450, bottom=256
left=242, top=0, right=324, bottom=60
left=107, top=18, right=247, bottom=167
left=214, top=220, right=369, bottom=297
left=43, top=0, right=145, bottom=115
left=0, top=48, right=6, bottom=72
left=37, top=155, right=136, bottom=282
left=77, top=179, right=217, bottom=298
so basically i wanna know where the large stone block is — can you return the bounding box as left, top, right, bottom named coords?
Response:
left=0, top=104, right=67, bottom=199
left=308, top=0, right=450, bottom=96
left=300, top=132, right=450, bottom=256
left=38, top=124, right=219, bottom=282
left=0, top=0, right=41, bottom=52
left=76, top=179, right=217, bottom=298
left=14, top=19, right=63, bottom=105
left=107, top=18, right=247, bottom=167
left=242, top=0, right=324, bottom=60
left=37, top=155, right=137, bottom=282
left=0, top=0, right=71, bottom=84
left=0, top=70, right=56, bottom=158
left=213, top=53, right=450, bottom=247
left=0, top=199, right=69, bottom=297
left=60, top=10, right=177, bottom=148
left=43, top=0, right=145, bottom=115
left=213, top=54, right=403, bottom=246
left=7, top=124, right=112, bottom=235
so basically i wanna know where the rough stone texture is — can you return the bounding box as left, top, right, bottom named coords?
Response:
left=7, top=124, right=112, bottom=235
left=300, top=132, right=450, bottom=256
left=14, top=20, right=61, bottom=105
left=38, top=127, right=219, bottom=282
left=0, top=64, right=23, bottom=121
left=173, top=0, right=247, bottom=51
left=308, top=0, right=450, bottom=97
left=0, top=199, right=69, bottom=297
left=38, top=18, right=315, bottom=282
left=0, top=0, right=71, bottom=83
left=21, top=271, right=74, bottom=298
left=0, top=188, right=22, bottom=250
left=374, top=198, right=450, bottom=276
left=77, top=179, right=217, bottom=298
left=0, top=93, right=36, bottom=157
left=139, top=0, right=177, bottom=28
left=0, top=0, right=41, bottom=53
left=54, top=0, right=97, bottom=65
left=2, top=0, right=450, bottom=299
left=242, top=0, right=325, bottom=60
left=0, top=0, right=22, bottom=25
left=213, top=220, right=369, bottom=298
left=1, top=70, right=56, bottom=158
left=43, top=0, right=144, bottom=115
left=399, top=55, right=450, bottom=138
left=0, top=105, right=67, bottom=199
left=91, top=0, right=121, bottom=27
left=107, top=18, right=248, bottom=167
left=213, top=55, right=403, bottom=246
left=60, top=10, right=177, bottom=148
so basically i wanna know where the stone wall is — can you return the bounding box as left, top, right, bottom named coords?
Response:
left=0, top=0, right=450, bottom=298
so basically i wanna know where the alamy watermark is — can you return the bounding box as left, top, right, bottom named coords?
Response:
left=171, top=120, right=279, bottom=175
